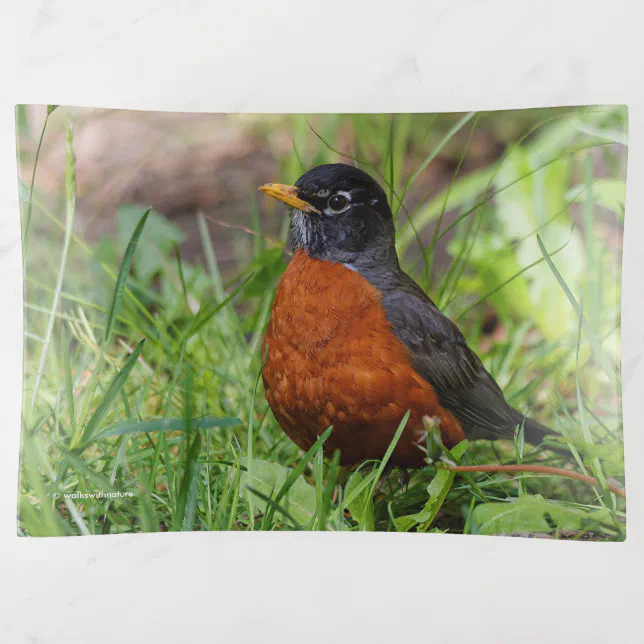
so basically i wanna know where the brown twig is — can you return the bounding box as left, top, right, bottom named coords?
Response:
left=203, top=214, right=289, bottom=253
left=446, top=464, right=626, bottom=499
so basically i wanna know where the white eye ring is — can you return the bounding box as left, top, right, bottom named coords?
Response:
left=324, top=190, right=352, bottom=215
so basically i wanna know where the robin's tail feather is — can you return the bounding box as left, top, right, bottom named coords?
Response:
left=513, top=412, right=573, bottom=457
left=510, top=410, right=552, bottom=446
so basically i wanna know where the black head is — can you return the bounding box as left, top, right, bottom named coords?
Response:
left=259, top=163, right=399, bottom=270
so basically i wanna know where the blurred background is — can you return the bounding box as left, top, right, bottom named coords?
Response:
left=16, top=106, right=625, bottom=275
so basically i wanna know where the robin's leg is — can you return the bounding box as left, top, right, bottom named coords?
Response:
left=377, top=463, right=411, bottom=495
left=397, top=467, right=411, bottom=490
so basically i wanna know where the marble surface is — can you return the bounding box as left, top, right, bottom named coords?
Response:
left=1, top=1, right=643, bottom=642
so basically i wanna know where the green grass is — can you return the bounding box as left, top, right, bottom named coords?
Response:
left=17, top=106, right=627, bottom=538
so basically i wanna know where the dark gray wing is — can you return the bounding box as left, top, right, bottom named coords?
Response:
left=379, top=273, right=521, bottom=440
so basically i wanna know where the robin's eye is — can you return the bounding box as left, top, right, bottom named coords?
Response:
left=327, top=193, right=349, bottom=213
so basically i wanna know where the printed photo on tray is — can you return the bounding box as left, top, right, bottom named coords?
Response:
left=16, top=106, right=627, bottom=537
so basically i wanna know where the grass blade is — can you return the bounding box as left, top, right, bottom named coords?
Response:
left=318, top=449, right=341, bottom=531
left=21, top=105, right=57, bottom=270
left=409, top=112, right=477, bottom=186
left=74, top=339, right=146, bottom=449
left=368, top=410, right=410, bottom=498
left=173, top=241, right=189, bottom=300
left=94, top=416, right=240, bottom=440
left=173, top=365, right=202, bottom=531
left=137, top=477, right=161, bottom=533
left=246, top=347, right=269, bottom=530
left=537, top=235, right=618, bottom=385
left=184, top=272, right=255, bottom=340
left=456, top=226, right=575, bottom=320
left=29, top=117, right=76, bottom=415
left=276, top=427, right=334, bottom=501
left=245, top=486, right=303, bottom=530
left=264, top=425, right=334, bottom=528
left=104, top=209, right=150, bottom=345
left=61, top=325, right=77, bottom=440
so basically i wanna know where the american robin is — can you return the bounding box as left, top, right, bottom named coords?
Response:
left=258, top=163, right=550, bottom=468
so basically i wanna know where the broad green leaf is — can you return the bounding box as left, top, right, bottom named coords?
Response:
left=493, top=146, right=534, bottom=239
left=537, top=235, right=618, bottom=385
left=265, top=426, right=333, bottom=527
left=548, top=436, right=625, bottom=478
left=453, top=232, right=532, bottom=320
left=470, top=494, right=598, bottom=536
left=493, top=146, right=584, bottom=340
left=117, top=206, right=186, bottom=282
left=243, top=248, right=287, bottom=298
left=566, top=179, right=626, bottom=218
left=345, top=471, right=374, bottom=531
left=239, top=458, right=317, bottom=527
left=393, top=440, right=468, bottom=533
left=574, top=122, right=627, bottom=146
left=396, top=108, right=615, bottom=256
left=526, top=108, right=616, bottom=164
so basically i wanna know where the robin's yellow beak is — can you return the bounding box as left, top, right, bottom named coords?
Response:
left=258, top=183, right=321, bottom=215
